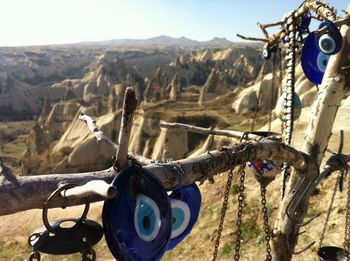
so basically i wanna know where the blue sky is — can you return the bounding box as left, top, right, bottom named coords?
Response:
left=0, top=0, right=349, bottom=46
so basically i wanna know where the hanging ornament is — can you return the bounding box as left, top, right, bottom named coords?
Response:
left=262, top=43, right=276, bottom=60
left=275, top=92, right=302, bottom=121
left=246, top=160, right=282, bottom=178
left=167, top=183, right=201, bottom=250
left=317, top=20, right=343, bottom=55
left=297, top=12, right=311, bottom=32
left=103, top=166, right=172, bottom=261
left=301, top=32, right=330, bottom=84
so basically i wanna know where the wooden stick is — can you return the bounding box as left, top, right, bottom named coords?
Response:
left=115, top=87, right=138, bottom=169
left=236, top=34, right=268, bottom=42
left=61, top=180, right=118, bottom=199
left=0, top=140, right=315, bottom=216
left=160, top=120, right=280, bottom=141
left=79, top=112, right=119, bottom=151
left=79, top=112, right=151, bottom=166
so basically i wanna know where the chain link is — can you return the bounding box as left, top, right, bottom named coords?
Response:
left=81, top=246, right=96, bottom=261
left=234, top=165, right=246, bottom=261
left=212, top=167, right=235, bottom=261
left=344, top=172, right=350, bottom=252
left=319, top=173, right=341, bottom=249
left=28, top=251, right=41, bottom=261
left=257, top=169, right=272, bottom=261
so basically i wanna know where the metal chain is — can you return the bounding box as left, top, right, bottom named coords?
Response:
left=257, top=169, right=272, bottom=261
left=318, top=173, right=341, bottom=249
left=212, top=167, right=235, bottom=261
left=234, top=165, right=246, bottom=261
left=283, top=11, right=296, bottom=146
left=268, top=52, right=276, bottom=133
left=344, top=172, right=350, bottom=251
left=281, top=11, right=297, bottom=200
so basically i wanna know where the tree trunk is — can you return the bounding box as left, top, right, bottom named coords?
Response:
left=272, top=15, right=350, bottom=261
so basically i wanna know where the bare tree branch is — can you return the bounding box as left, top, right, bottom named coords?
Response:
left=0, top=140, right=316, bottom=216
left=79, top=112, right=119, bottom=151
left=160, top=120, right=280, bottom=141
left=78, top=112, right=151, bottom=166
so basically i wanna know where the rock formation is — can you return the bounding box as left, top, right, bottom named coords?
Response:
left=232, top=73, right=280, bottom=114
left=143, top=68, right=168, bottom=103
left=0, top=72, right=42, bottom=120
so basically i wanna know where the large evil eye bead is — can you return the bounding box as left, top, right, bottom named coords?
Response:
left=170, top=199, right=191, bottom=238
left=134, top=194, right=161, bottom=242
left=301, top=32, right=330, bottom=84
left=166, top=183, right=201, bottom=250
left=103, top=166, right=172, bottom=261
left=317, top=20, right=342, bottom=55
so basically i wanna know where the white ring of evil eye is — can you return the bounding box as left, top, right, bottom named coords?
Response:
left=316, top=52, right=330, bottom=73
left=318, top=34, right=336, bottom=54
left=134, top=194, right=162, bottom=242
left=170, top=199, right=191, bottom=239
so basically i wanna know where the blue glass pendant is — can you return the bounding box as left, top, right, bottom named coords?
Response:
left=297, top=12, right=311, bottom=31
left=275, top=92, right=302, bottom=121
left=262, top=44, right=277, bottom=60
left=103, top=166, right=172, bottom=261
left=166, top=183, right=201, bottom=250
left=317, top=20, right=342, bottom=55
left=301, top=32, right=330, bottom=84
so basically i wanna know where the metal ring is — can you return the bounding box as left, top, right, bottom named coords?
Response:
left=42, top=184, right=90, bottom=234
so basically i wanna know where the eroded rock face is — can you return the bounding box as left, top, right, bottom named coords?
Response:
left=0, top=73, right=42, bottom=120
left=144, top=68, right=168, bottom=103
left=151, top=128, right=189, bottom=161
left=232, top=73, right=280, bottom=114
left=169, top=74, right=182, bottom=102
left=48, top=53, right=145, bottom=105
left=22, top=104, right=121, bottom=174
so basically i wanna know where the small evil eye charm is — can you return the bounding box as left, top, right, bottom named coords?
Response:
left=246, top=160, right=283, bottom=178
left=275, top=92, right=302, bottom=121
left=103, top=166, right=172, bottom=261
left=297, top=12, right=311, bottom=31
left=317, top=20, right=342, bottom=55
left=166, top=183, right=201, bottom=250
left=301, top=32, right=330, bottom=84
left=262, top=43, right=276, bottom=60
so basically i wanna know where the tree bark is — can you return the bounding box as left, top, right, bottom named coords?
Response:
left=0, top=140, right=316, bottom=216
left=115, top=87, right=138, bottom=169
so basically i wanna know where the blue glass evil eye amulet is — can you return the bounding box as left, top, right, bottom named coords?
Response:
left=103, top=166, right=172, bottom=261
left=166, top=183, right=201, bottom=250
left=317, top=20, right=342, bottom=55
left=301, top=32, right=330, bottom=84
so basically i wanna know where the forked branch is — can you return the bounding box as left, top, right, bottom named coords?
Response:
left=0, top=139, right=316, bottom=216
